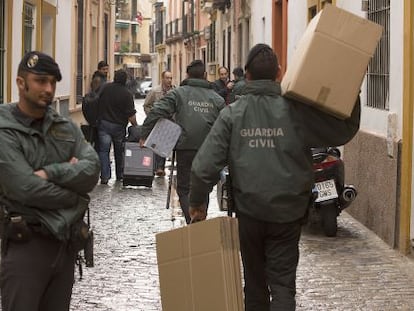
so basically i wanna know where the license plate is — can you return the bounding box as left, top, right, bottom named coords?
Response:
left=314, top=179, right=338, bottom=202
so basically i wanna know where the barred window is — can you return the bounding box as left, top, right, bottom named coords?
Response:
left=366, top=0, right=390, bottom=110
left=76, top=0, right=84, bottom=103
left=23, top=2, right=35, bottom=55
left=307, top=0, right=336, bottom=21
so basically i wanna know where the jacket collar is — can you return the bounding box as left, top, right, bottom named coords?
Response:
left=243, top=80, right=281, bottom=96
left=185, top=78, right=212, bottom=89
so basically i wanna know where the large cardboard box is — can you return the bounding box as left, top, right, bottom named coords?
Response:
left=281, top=4, right=382, bottom=119
left=156, top=217, right=244, bottom=311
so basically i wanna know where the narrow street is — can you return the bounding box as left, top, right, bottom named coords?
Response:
left=69, top=99, right=414, bottom=311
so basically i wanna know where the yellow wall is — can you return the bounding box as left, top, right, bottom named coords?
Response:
left=400, top=0, right=414, bottom=254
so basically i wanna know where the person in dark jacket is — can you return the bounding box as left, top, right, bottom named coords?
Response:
left=213, top=66, right=231, bottom=104
left=189, top=44, right=361, bottom=310
left=0, top=51, right=100, bottom=311
left=231, top=67, right=246, bottom=100
left=140, top=60, right=225, bottom=223
left=92, top=60, right=109, bottom=83
left=228, top=66, right=247, bottom=103
left=97, top=69, right=137, bottom=184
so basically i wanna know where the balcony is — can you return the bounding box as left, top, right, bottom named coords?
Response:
left=165, top=18, right=183, bottom=43
left=212, top=0, right=231, bottom=12
left=114, top=41, right=141, bottom=54
left=116, top=10, right=140, bottom=24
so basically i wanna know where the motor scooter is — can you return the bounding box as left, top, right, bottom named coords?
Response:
left=216, top=148, right=357, bottom=237
left=309, top=147, right=357, bottom=237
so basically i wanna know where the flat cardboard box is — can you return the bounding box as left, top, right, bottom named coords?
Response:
left=156, top=216, right=243, bottom=311
left=281, top=4, right=382, bottom=119
left=144, top=118, right=181, bottom=157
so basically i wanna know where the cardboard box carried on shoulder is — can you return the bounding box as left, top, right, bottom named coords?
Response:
left=156, top=216, right=244, bottom=311
left=281, top=4, right=383, bottom=119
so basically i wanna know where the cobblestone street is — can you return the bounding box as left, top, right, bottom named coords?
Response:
left=70, top=175, right=414, bottom=311
left=69, top=100, right=414, bottom=310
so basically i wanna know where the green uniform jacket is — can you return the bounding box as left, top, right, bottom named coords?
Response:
left=141, top=79, right=225, bottom=150
left=190, top=80, right=361, bottom=223
left=0, top=104, right=100, bottom=240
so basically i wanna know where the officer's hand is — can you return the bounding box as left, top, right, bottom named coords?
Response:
left=69, top=157, right=79, bottom=164
left=34, top=169, right=48, bottom=180
left=139, top=138, right=145, bottom=147
left=189, top=203, right=207, bottom=224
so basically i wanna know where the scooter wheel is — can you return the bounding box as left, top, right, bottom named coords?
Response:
left=320, top=204, right=338, bottom=237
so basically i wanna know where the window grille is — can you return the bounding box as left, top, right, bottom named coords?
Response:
left=23, top=2, right=35, bottom=55
left=207, top=22, right=216, bottom=63
left=76, top=0, right=84, bottom=103
left=104, top=14, right=109, bottom=63
left=366, top=0, right=390, bottom=110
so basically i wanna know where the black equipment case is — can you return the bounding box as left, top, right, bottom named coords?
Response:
left=123, top=142, right=154, bottom=187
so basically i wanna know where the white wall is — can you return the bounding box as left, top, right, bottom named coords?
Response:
left=55, top=0, right=73, bottom=98
left=11, top=0, right=24, bottom=102
left=249, top=0, right=272, bottom=46
left=286, top=0, right=404, bottom=140
left=10, top=0, right=73, bottom=101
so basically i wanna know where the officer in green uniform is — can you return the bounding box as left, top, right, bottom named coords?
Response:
left=0, top=51, right=100, bottom=311
left=189, top=44, right=360, bottom=310
left=140, top=60, right=225, bottom=224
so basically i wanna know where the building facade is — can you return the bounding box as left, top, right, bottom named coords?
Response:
left=146, top=0, right=414, bottom=255
left=0, top=0, right=115, bottom=125
left=285, top=0, right=414, bottom=255
left=114, top=0, right=152, bottom=79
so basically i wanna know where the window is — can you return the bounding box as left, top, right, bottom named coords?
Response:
left=41, top=2, right=56, bottom=56
left=227, top=26, right=231, bottom=70
left=207, top=21, right=216, bottom=63
left=23, top=2, right=35, bottom=55
left=76, top=0, right=84, bottom=102
left=222, top=30, right=226, bottom=68
left=307, top=0, right=336, bottom=21
left=366, top=0, right=390, bottom=110
left=104, top=14, right=109, bottom=62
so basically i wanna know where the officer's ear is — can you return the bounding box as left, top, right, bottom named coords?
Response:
left=276, top=65, right=282, bottom=81
left=16, top=75, right=27, bottom=92
left=245, top=70, right=251, bottom=81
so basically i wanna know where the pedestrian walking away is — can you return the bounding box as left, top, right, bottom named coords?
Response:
left=143, top=70, right=175, bottom=177
left=140, top=60, right=225, bottom=224
left=189, top=43, right=361, bottom=310
left=0, top=51, right=100, bottom=311
left=97, top=69, right=137, bottom=185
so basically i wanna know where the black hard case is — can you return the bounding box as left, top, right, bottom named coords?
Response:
left=122, top=142, right=154, bottom=187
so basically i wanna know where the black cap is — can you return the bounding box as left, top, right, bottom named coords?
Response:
left=244, top=43, right=274, bottom=71
left=186, top=59, right=205, bottom=73
left=232, top=67, right=244, bottom=77
left=18, top=51, right=62, bottom=81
